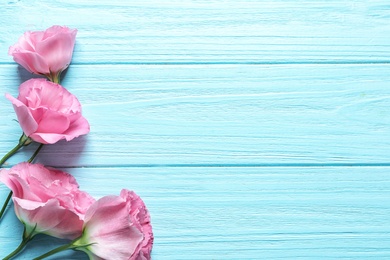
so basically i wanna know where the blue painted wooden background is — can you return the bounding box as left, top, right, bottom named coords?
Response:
left=1, top=1, right=390, bottom=259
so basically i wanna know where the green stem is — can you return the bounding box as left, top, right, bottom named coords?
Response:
left=47, top=71, right=61, bottom=84
left=3, top=225, right=36, bottom=260
left=0, top=191, right=12, bottom=220
left=0, top=143, right=43, bottom=221
left=32, top=243, right=73, bottom=260
left=27, top=144, right=44, bottom=163
left=0, top=133, right=30, bottom=167
left=2, top=237, right=30, bottom=260
left=32, top=237, right=95, bottom=260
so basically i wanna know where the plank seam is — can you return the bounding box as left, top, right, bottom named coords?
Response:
left=10, top=163, right=390, bottom=169
left=1, top=61, right=390, bottom=66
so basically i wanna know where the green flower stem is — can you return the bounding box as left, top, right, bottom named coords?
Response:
left=32, top=243, right=73, bottom=260
left=3, top=225, right=36, bottom=260
left=32, top=238, right=94, bottom=260
left=0, top=133, right=32, bottom=220
left=27, top=144, right=44, bottom=163
left=0, top=133, right=30, bottom=167
left=0, top=143, right=44, bottom=220
left=32, top=232, right=96, bottom=260
left=0, top=191, right=12, bottom=221
left=47, top=71, right=61, bottom=84
left=2, top=236, right=30, bottom=260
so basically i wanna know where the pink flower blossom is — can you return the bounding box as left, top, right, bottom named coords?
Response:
left=74, top=189, right=153, bottom=259
left=8, top=25, right=77, bottom=82
left=6, top=78, right=90, bottom=144
left=0, top=163, right=95, bottom=239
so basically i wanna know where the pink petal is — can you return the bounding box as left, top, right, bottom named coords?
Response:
left=63, top=115, right=90, bottom=140
left=36, top=29, right=77, bottom=73
left=83, top=195, right=144, bottom=259
left=1, top=163, right=95, bottom=240
left=121, top=190, right=153, bottom=260
left=8, top=26, right=77, bottom=75
left=11, top=51, right=49, bottom=74
left=36, top=109, right=70, bottom=134
left=14, top=198, right=84, bottom=239
left=5, top=93, right=38, bottom=136
left=8, top=79, right=89, bottom=144
left=28, top=133, right=65, bottom=144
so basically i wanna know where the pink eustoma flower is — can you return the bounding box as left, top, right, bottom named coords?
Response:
left=8, top=25, right=77, bottom=82
left=0, top=162, right=95, bottom=239
left=73, top=189, right=153, bottom=260
left=6, top=78, right=90, bottom=144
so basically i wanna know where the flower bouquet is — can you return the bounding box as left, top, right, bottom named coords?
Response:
left=0, top=25, right=153, bottom=260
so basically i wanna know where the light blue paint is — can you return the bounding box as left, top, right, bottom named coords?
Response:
left=1, top=1, right=390, bottom=259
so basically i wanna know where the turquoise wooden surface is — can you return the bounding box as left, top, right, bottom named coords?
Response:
left=1, top=1, right=390, bottom=259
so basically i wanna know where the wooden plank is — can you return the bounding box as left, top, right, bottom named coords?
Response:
left=0, top=1, right=388, bottom=260
left=1, top=0, right=389, bottom=64
left=1, top=166, right=390, bottom=259
left=1, top=64, right=389, bottom=166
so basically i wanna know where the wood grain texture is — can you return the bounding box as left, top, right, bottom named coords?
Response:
left=1, top=64, right=389, bottom=166
left=1, top=167, right=390, bottom=259
left=0, top=0, right=389, bottom=64
left=0, top=0, right=389, bottom=259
